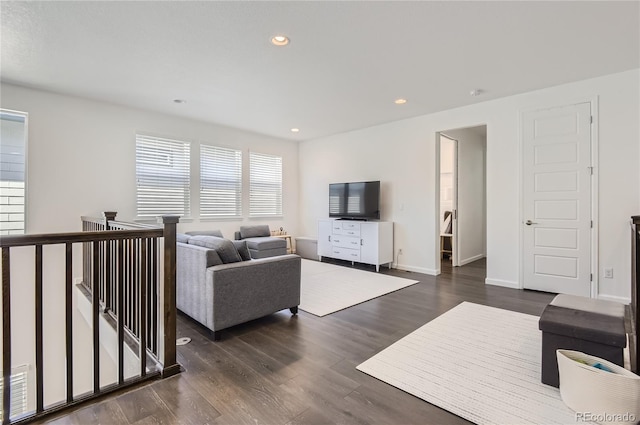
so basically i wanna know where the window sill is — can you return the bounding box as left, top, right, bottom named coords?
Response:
left=199, top=216, right=243, bottom=222
left=248, top=215, right=284, bottom=220
left=135, top=216, right=194, bottom=224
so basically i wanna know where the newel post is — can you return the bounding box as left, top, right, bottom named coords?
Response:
left=103, top=211, right=117, bottom=229
left=160, top=215, right=181, bottom=377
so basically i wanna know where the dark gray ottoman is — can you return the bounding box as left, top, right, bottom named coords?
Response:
left=538, top=294, right=627, bottom=387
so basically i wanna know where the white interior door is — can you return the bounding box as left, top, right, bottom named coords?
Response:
left=522, top=102, right=592, bottom=296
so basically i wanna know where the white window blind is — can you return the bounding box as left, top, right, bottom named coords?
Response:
left=0, top=366, right=28, bottom=421
left=200, top=145, right=242, bottom=218
left=249, top=152, right=282, bottom=217
left=0, top=110, right=27, bottom=235
left=136, top=135, right=191, bottom=218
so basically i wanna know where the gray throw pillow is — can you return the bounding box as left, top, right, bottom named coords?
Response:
left=186, top=230, right=224, bottom=238
left=239, top=225, right=270, bottom=239
left=176, top=233, right=191, bottom=244
left=205, top=249, right=223, bottom=267
left=188, top=236, right=242, bottom=264
left=232, top=240, right=251, bottom=261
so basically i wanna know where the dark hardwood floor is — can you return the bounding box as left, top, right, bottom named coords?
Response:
left=40, top=258, right=555, bottom=425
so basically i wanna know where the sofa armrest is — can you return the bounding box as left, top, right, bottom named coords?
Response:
left=205, top=254, right=301, bottom=331
left=176, top=243, right=218, bottom=325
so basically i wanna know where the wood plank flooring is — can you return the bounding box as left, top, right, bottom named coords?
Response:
left=39, top=258, right=555, bottom=425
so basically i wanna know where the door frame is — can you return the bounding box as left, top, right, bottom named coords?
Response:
left=440, top=133, right=459, bottom=267
left=518, top=96, right=600, bottom=297
left=435, top=126, right=487, bottom=273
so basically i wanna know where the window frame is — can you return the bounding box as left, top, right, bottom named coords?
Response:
left=199, top=144, right=243, bottom=219
left=135, top=134, right=191, bottom=220
left=249, top=151, right=283, bottom=218
left=0, top=109, right=28, bottom=235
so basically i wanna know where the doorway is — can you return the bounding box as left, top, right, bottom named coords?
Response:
left=437, top=125, right=487, bottom=272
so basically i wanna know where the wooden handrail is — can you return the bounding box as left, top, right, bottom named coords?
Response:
left=0, top=229, right=163, bottom=247
left=0, top=211, right=180, bottom=424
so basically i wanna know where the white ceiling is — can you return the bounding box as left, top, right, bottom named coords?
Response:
left=1, top=1, right=638, bottom=141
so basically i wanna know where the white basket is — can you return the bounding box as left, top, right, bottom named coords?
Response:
left=557, top=350, right=640, bottom=425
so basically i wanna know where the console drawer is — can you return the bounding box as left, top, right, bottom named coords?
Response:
left=331, top=247, right=361, bottom=261
left=332, top=222, right=361, bottom=236
left=331, top=235, right=360, bottom=249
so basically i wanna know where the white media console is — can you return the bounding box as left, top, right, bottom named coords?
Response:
left=317, top=219, right=393, bottom=272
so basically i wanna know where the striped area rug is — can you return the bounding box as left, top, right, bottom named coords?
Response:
left=357, top=302, right=595, bottom=425
left=299, top=259, right=419, bottom=316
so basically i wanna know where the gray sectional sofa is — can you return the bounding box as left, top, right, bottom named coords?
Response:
left=234, top=225, right=287, bottom=259
left=176, top=232, right=301, bottom=340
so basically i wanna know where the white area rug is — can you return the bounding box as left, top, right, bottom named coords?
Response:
left=299, top=259, right=419, bottom=317
left=357, top=302, right=595, bottom=425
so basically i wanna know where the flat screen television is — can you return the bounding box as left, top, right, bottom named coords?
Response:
left=329, top=181, right=380, bottom=220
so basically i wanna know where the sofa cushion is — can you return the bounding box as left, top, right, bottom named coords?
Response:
left=239, top=225, right=270, bottom=239
left=232, top=240, right=252, bottom=261
left=244, top=236, right=286, bottom=251
left=186, top=230, right=224, bottom=238
left=176, top=233, right=191, bottom=244
left=188, top=236, right=242, bottom=264
left=205, top=249, right=224, bottom=267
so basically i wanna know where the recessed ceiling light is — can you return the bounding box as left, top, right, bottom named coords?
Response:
left=173, top=99, right=186, bottom=104
left=394, top=98, right=407, bottom=105
left=271, top=35, right=290, bottom=46
left=290, top=128, right=300, bottom=133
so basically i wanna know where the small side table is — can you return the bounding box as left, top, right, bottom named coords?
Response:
left=440, top=233, right=452, bottom=259
left=272, top=234, right=293, bottom=254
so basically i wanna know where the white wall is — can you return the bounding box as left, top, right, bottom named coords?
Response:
left=444, top=127, right=486, bottom=266
left=299, top=69, right=639, bottom=302
left=0, top=83, right=299, bottom=409
left=0, top=83, right=300, bottom=237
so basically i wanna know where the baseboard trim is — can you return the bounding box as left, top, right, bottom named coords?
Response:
left=485, top=278, right=520, bottom=289
left=395, top=263, right=439, bottom=276
left=459, top=254, right=486, bottom=266
left=596, top=294, right=631, bottom=304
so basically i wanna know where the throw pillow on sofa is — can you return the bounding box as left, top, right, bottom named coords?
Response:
left=232, top=240, right=251, bottom=261
left=204, top=249, right=224, bottom=267
left=188, top=236, right=242, bottom=264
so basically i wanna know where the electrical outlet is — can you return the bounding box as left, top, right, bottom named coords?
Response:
left=604, top=268, right=614, bottom=279
left=398, top=249, right=403, bottom=255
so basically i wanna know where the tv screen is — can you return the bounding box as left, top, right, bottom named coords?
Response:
left=329, top=181, right=380, bottom=219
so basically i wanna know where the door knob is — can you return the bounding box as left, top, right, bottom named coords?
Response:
left=525, top=220, right=538, bottom=226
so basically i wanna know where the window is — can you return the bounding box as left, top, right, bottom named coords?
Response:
left=0, top=110, right=27, bottom=235
left=249, top=152, right=282, bottom=217
left=200, top=145, right=242, bottom=218
left=0, top=366, right=28, bottom=421
left=136, top=135, right=191, bottom=218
